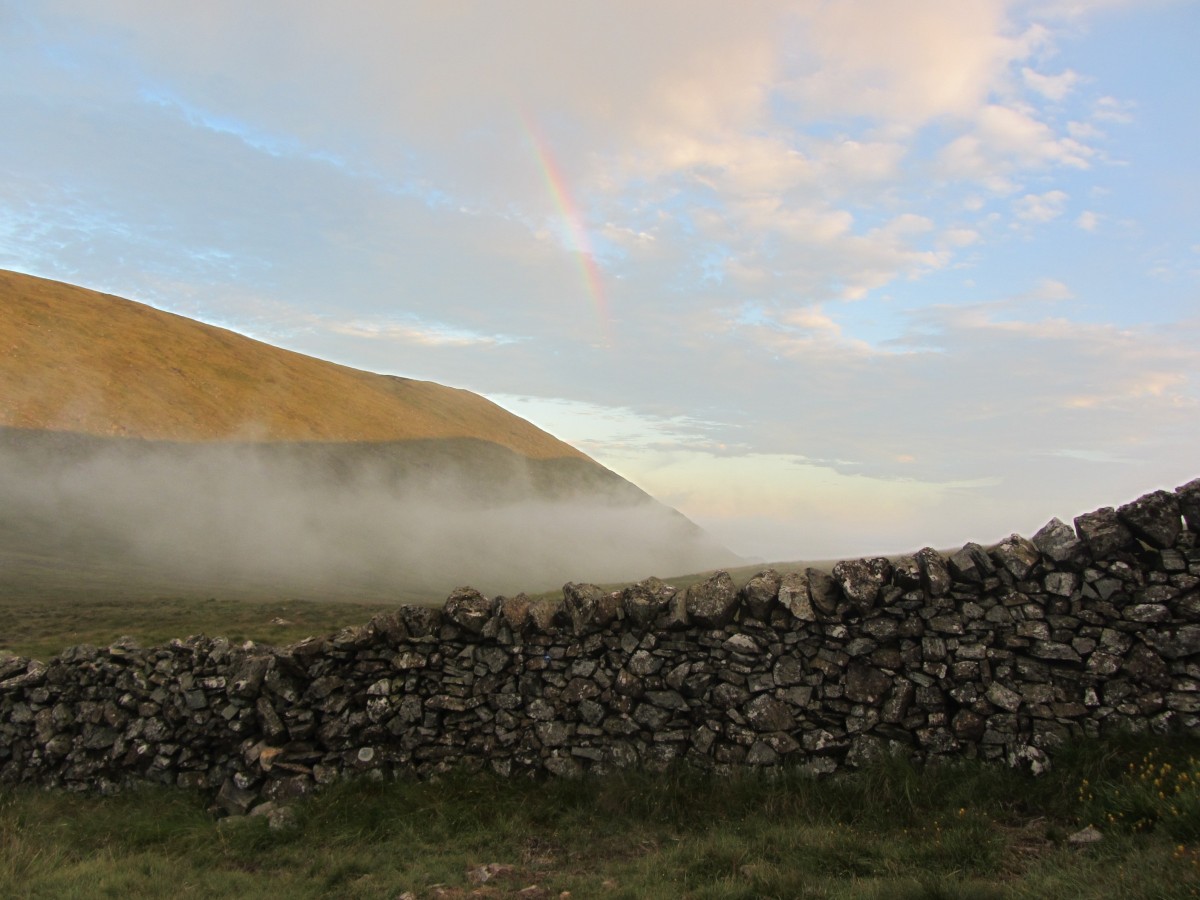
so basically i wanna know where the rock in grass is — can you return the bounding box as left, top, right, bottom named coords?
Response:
left=1067, top=825, right=1103, bottom=845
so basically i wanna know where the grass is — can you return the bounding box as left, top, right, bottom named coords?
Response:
left=0, top=558, right=843, bottom=660
left=0, top=593, right=392, bottom=661
left=3, top=734, right=1200, bottom=897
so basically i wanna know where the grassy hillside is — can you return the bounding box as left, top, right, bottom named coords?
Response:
left=0, top=268, right=583, bottom=458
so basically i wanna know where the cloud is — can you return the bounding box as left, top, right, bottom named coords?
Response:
left=1014, top=189, right=1070, bottom=222
left=1076, top=210, right=1100, bottom=231
left=784, top=0, right=1030, bottom=124
left=1021, top=67, right=1082, bottom=101
left=327, top=317, right=521, bottom=348
left=1094, top=95, right=1136, bottom=124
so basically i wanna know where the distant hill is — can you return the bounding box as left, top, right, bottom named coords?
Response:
left=0, top=270, right=738, bottom=601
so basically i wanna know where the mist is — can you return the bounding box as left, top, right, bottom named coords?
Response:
left=0, top=430, right=738, bottom=603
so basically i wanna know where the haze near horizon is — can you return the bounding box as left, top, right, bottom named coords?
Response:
left=1, top=1, right=1197, bottom=561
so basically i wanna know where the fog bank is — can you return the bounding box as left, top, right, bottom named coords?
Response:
left=0, top=430, right=738, bottom=601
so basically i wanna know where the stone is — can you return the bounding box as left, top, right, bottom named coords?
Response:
left=1044, top=571, right=1078, bottom=597
left=684, top=571, right=740, bottom=628
left=562, top=582, right=607, bottom=635
left=1118, top=490, right=1183, bottom=550
left=777, top=571, right=815, bottom=621
left=1033, top=518, right=1085, bottom=567
left=990, top=534, right=1041, bottom=579
left=844, top=662, right=892, bottom=706
left=986, top=682, right=1022, bottom=712
left=741, top=569, right=781, bottom=620
left=1029, top=641, right=1082, bottom=663
left=397, top=604, right=441, bottom=637
left=526, top=597, right=564, bottom=633
left=1074, top=508, right=1134, bottom=560
left=948, top=547, right=983, bottom=583
left=467, top=863, right=517, bottom=886
left=893, top=555, right=922, bottom=590
left=622, top=578, right=673, bottom=627
left=444, top=587, right=495, bottom=634
left=215, top=778, right=258, bottom=816
left=1178, top=478, right=1200, bottom=533
left=806, top=568, right=841, bottom=616
left=743, top=695, right=796, bottom=732
left=833, top=558, right=892, bottom=610
left=915, top=547, right=953, bottom=597
left=1067, top=825, right=1103, bottom=846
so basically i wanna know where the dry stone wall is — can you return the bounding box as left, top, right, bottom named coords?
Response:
left=3, top=478, right=1200, bottom=816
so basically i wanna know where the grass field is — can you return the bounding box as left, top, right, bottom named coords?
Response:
left=0, top=559, right=814, bottom=661
left=3, top=733, right=1199, bottom=898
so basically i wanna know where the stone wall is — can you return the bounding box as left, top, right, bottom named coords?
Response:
left=3, top=478, right=1200, bottom=816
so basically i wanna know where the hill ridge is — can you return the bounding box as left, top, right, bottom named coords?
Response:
left=0, top=268, right=583, bottom=459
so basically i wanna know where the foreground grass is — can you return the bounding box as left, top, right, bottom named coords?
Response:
left=4, top=734, right=1200, bottom=898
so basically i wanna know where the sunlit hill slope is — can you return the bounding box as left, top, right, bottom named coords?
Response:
left=0, top=269, right=738, bottom=601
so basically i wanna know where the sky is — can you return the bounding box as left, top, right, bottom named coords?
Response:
left=1, top=0, right=1198, bottom=563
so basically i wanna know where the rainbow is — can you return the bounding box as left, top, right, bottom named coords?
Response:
left=521, top=113, right=612, bottom=343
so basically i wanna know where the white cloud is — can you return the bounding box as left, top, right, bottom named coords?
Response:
left=1014, top=189, right=1069, bottom=222
left=940, top=227, right=982, bottom=247
left=1094, top=95, right=1136, bottom=123
left=1021, top=67, right=1082, bottom=101
left=327, top=317, right=520, bottom=348
left=785, top=0, right=1031, bottom=125
left=1076, top=210, right=1099, bottom=231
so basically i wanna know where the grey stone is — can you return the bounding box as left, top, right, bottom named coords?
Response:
left=1044, top=571, right=1078, bottom=597
left=845, top=662, right=892, bottom=705
left=893, top=555, right=922, bottom=590
left=1118, top=490, right=1182, bottom=550
left=444, top=587, right=495, bottom=634
left=806, top=569, right=841, bottom=616
left=1074, top=508, right=1134, bottom=559
left=833, top=558, right=892, bottom=610
left=684, top=571, right=740, bottom=628
left=1033, top=518, right=1085, bottom=567
left=742, top=569, right=781, bottom=619
left=777, top=571, right=815, bottom=621
left=991, top=534, right=1041, bottom=579
left=622, top=578, right=673, bottom=627
left=743, top=695, right=796, bottom=732
left=915, top=547, right=953, bottom=597
left=1178, top=478, right=1200, bottom=533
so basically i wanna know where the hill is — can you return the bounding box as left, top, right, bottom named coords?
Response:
left=0, top=270, right=738, bottom=600
left=0, top=268, right=583, bottom=456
